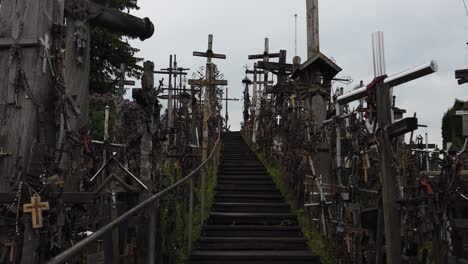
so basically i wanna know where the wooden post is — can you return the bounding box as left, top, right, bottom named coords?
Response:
left=306, top=0, right=319, bottom=59
left=376, top=83, right=401, bottom=264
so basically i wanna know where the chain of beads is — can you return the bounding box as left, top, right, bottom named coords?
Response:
left=15, top=181, right=23, bottom=236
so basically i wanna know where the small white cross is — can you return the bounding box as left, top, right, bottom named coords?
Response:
left=276, top=115, right=282, bottom=125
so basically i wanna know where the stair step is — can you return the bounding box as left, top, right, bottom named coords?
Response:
left=215, top=194, right=284, bottom=203
left=209, top=212, right=298, bottom=225
left=202, top=225, right=303, bottom=237
left=216, top=188, right=281, bottom=196
left=189, top=250, right=320, bottom=264
left=212, top=202, right=290, bottom=213
left=198, top=237, right=309, bottom=250
left=217, top=179, right=275, bottom=185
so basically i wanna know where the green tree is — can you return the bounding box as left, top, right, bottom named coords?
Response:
left=89, top=0, right=143, bottom=94
left=442, top=99, right=464, bottom=149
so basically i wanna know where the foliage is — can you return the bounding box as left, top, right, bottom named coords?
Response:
left=255, top=152, right=335, bottom=264
left=89, top=0, right=143, bottom=95
left=441, top=99, right=464, bottom=149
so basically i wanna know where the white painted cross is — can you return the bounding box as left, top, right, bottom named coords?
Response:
left=276, top=115, right=282, bottom=125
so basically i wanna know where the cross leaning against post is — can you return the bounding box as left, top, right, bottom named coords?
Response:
left=188, top=34, right=227, bottom=224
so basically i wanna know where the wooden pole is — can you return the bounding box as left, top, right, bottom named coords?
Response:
left=376, top=84, right=401, bottom=264
left=306, top=0, right=319, bottom=59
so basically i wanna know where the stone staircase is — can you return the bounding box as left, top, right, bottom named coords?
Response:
left=188, top=132, right=320, bottom=264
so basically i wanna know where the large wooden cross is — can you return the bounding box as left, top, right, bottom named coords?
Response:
left=189, top=34, right=227, bottom=160
left=23, top=194, right=50, bottom=229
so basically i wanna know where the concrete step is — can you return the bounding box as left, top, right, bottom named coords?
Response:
left=208, top=212, right=298, bottom=226
left=202, top=225, right=303, bottom=237
left=188, top=250, right=320, bottom=264
left=215, top=194, right=284, bottom=204
left=197, top=237, right=309, bottom=250
left=212, top=202, right=290, bottom=213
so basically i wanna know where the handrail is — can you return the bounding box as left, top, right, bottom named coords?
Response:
left=48, top=121, right=222, bottom=264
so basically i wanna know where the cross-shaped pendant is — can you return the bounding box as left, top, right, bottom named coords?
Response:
left=23, top=194, right=49, bottom=229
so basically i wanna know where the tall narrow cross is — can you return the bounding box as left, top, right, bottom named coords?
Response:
left=23, top=194, right=50, bottom=229
left=344, top=233, right=353, bottom=254
left=248, top=38, right=280, bottom=92
left=190, top=34, right=227, bottom=224
left=221, top=87, right=239, bottom=131
left=114, top=63, right=136, bottom=131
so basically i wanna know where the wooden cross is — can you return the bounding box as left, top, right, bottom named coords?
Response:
left=221, top=87, right=239, bottom=131
left=344, top=233, right=353, bottom=254
left=4, top=240, right=16, bottom=262
left=0, top=37, right=39, bottom=105
left=23, top=194, right=49, bottom=229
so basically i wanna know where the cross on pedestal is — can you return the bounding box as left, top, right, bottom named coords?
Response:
left=23, top=194, right=50, bottom=229
left=221, top=87, right=239, bottom=131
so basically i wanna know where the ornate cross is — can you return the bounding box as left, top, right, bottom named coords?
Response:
left=23, top=194, right=49, bottom=229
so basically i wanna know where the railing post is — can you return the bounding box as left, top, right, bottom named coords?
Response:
left=200, top=166, right=206, bottom=225
left=148, top=201, right=156, bottom=264
left=188, top=179, right=194, bottom=253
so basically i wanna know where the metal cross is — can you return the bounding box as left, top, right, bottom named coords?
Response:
left=23, top=194, right=50, bottom=229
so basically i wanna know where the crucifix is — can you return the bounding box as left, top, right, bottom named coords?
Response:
left=221, top=87, right=240, bottom=131
left=23, top=194, right=50, bottom=229
left=189, top=34, right=227, bottom=223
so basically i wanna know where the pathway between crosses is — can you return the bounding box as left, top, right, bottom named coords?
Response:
left=188, top=132, right=320, bottom=264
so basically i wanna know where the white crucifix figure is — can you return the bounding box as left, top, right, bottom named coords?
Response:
left=39, top=33, right=53, bottom=76
left=276, top=115, right=282, bottom=125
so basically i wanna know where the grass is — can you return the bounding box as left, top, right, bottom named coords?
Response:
left=256, top=152, right=336, bottom=264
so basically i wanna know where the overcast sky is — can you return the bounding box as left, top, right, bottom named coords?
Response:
left=128, top=0, right=468, bottom=147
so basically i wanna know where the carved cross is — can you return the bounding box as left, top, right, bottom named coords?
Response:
left=23, top=194, right=50, bottom=229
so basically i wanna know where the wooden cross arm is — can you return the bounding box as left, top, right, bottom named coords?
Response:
left=188, top=79, right=228, bottom=86
left=0, top=38, right=38, bottom=48
left=65, top=0, right=154, bottom=40
left=248, top=53, right=281, bottom=60
left=193, top=51, right=227, bottom=60
left=386, top=117, right=418, bottom=138
left=455, top=69, right=468, bottom=85
left=257, top=61, right=293, bottom=72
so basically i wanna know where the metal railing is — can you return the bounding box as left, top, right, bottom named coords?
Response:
left=48, top=122, right=222, bottom=264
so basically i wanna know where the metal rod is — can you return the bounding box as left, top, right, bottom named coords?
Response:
left=337, top=61, right=438, bottom=105
left=201, top=166, right=206, bottom=226
left=47, top=121, right=222, bottom=264
left=188, top=178, right=194, bottom=252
